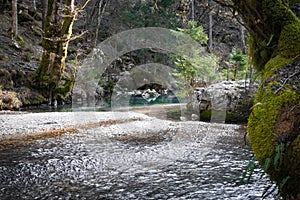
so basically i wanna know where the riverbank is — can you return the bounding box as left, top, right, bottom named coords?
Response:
left=0, top=111, right=148, bottom=151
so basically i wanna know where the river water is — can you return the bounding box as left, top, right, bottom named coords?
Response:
left=0, top=116, right=276, bottom=199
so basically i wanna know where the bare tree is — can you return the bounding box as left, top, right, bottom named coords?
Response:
left=32, top=0, right=91, bottom=103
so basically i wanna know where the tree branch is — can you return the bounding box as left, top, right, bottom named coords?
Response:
left=78, top=0, right=91, bottom=11
left=69, top=30, right=88, bottom=41
left=44, top=31, right=88, bottom=42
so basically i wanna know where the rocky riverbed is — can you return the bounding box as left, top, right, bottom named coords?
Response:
left=0, top=107, right=247, bottom=152
left=0, top=110, right=279, bottom=199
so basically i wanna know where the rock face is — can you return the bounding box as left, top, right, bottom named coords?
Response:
left=188, top=80, right=257, bottom=122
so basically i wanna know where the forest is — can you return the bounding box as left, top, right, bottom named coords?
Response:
left=0, top=0, right=250, bottom=109
left=0, top=0, right=300, bottom=199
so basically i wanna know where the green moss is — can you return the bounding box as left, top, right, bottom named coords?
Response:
left=42, top=76, right=50, bottom=81
left=14, top=34, right=25, bottom=45
left=54, top=78, right=75, bottom=100
left=277, top=22, right=300, bottom=58
left=262, top=1, right=297, bottom=30
left=248, top=86, right=297, bottom=178
left=248, top=35, right=273, bottom=71
left=199, top=110, right=211, bottom=122
left=262, top=55, right=292, bottom=80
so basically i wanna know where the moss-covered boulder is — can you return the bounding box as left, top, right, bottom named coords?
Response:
left=248, top=60, right=300, bottom=198
left=229, top=0, right=300, bottom=198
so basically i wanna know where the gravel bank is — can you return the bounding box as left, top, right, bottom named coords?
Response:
left=0, top=110, right=243, bottom=152
left=0, top=111, right=150, bottom=140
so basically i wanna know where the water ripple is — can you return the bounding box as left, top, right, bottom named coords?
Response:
left=0, top=123, right=277, bottom=199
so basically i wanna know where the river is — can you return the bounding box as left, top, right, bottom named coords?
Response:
left=0, top=111, right=277, bottom=199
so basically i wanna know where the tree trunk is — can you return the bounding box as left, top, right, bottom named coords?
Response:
left=93, top=0, right=109, bottom=48
left=42, top=0, right=48, bottom=32
left=191, top=0, right=195, bottom=21
left=230, top=0, right=300, bottom=198
left=32, top=0, right=90, bottom=103
left=239, top=17, right=246, bottom=54
left=11, top=0, right=17, bottom=36
left=208, top=0, right=213, bottom=52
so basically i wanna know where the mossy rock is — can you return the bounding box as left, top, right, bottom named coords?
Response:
left=198, top=109, right=250, bottom=123
left=277, top=22, right=300, bottom=59
left=248, top=60, right=300, bottom=198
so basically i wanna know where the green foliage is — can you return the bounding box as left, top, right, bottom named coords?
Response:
left=24, top=52, right=32, bottom=62
left=223, top=48, right=249, bottom=81
left=240, top=156, right=259, bottom=184
left=172, top=21, right=219, bottom=99
left=98, top=77, right=105, bottom=85
left=176, top=21, right=208, bottom=45
left=241, top=144, right=291, bottom=199
left=274, top=143, right=287, bottom=171
left=262, top=144, right=290, bottom=196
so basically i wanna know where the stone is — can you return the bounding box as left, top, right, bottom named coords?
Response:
left=189, top=80, right=257, bottom=122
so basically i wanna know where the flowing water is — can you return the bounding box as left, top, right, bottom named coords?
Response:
left=0, top=118, right=276, bottom=200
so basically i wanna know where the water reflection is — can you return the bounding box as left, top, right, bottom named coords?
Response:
left=0, top=124, right=276, bottom=199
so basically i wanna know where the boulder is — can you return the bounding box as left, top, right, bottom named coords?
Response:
left=188, top=80, right=257, bottom=123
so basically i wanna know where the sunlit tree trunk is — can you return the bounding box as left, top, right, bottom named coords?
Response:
left=32, top=0, right=90, bottom=103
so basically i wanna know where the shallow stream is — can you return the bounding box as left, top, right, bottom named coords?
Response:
left=0, top=117, right=276, bottom=199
